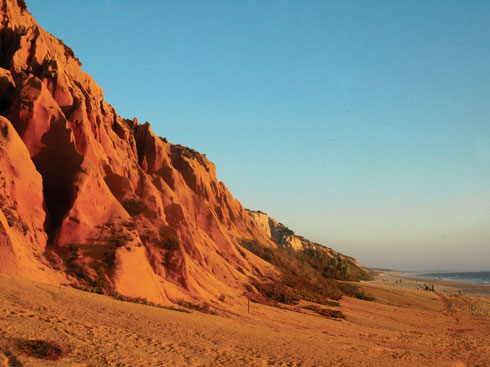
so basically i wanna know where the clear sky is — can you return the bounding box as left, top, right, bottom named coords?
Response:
left=28, top=1, right=490, bottom=271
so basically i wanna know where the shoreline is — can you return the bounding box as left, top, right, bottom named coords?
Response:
left=365, top=270, right=490, bottom=297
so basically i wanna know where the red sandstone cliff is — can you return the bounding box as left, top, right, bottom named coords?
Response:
left=0, top=0, right=278, bottom=306
left=0, top=0, right=369, bottom=307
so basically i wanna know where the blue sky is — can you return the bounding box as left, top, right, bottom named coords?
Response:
left=28, top=1, right=490, bottom=271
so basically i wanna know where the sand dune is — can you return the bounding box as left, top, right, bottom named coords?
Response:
left=1, top=274, right=489, bottom=367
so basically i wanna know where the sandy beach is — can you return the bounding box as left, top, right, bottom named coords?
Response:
left=367, top=271, right=490, bottom=297
left=1, top=274, right=489, bottom=367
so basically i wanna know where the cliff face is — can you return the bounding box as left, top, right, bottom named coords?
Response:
left=0, top=0, right=369, bottom=307
left=0, top=0, right=276, bottom=305
left=247, top=210, right=370, bottom=281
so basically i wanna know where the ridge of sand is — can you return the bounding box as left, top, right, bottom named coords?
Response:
left=1, top=274, right=489, bottom=367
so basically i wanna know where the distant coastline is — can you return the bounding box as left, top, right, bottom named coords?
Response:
left=409, top=271, right=490, bottom=285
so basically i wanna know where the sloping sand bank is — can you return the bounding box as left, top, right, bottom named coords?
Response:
left=1, top=274, right=489, bottom=367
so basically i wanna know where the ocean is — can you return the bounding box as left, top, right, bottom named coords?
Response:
left=414, top=271, right=490, bottom=284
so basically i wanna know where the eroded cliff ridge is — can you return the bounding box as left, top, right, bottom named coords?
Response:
left=247, top=210, right=370, bottom=281
left=0, top=0, right=369, bottom=308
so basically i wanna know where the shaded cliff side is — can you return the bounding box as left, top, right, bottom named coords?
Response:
left=0, top=0, right=369, bottom=308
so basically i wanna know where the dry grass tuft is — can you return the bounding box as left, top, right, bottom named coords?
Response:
left=302, top=305, right=345, bottom=319
left=176, top=300, right=217, bottom=315
left=16, top=339, right=65, bottom=360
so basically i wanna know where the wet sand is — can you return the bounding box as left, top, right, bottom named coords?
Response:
left=1, top=274, right=489, bottom=366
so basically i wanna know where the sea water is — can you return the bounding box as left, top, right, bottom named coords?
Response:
left=415, top=271, right=490, bottom=284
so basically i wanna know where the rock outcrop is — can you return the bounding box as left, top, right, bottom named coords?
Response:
left=0, top=115, right=62, bottom=283
left=0, top=0, right=368, bottom=307
left=0, top=0, right=276, bottom=306
left=247, top=210, right=370, bottom=280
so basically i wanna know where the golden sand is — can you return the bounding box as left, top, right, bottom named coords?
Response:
left=1, top=274, right=489, bottom=367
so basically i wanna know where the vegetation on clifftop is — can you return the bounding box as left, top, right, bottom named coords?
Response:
left=240, top=239, right=374, bottom=305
